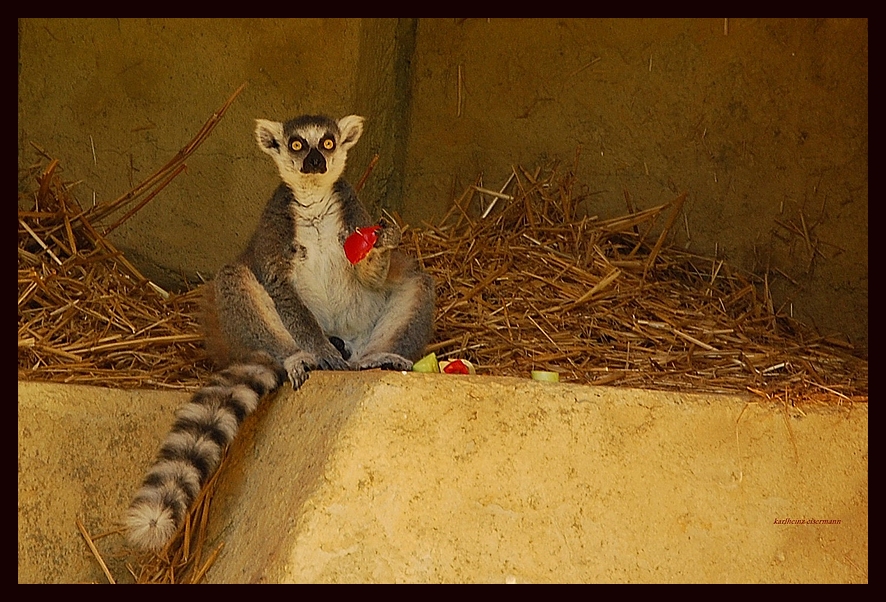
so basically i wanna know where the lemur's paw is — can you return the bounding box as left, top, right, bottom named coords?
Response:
left=283, top=352, right=314, bottom=388
left=316, top=352, right=351, bottom=372
left=283, top=347, right=350, bottom=388
left=313, top=340, right=354, bottom=371
left=374, top=217, right=401, bottom=249
left=353, top=352, right=413, bottom=372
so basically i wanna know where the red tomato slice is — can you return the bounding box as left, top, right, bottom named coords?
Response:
left=442, top=359, right=470, bottom=374
left=344, top=225, right=381, bottom=264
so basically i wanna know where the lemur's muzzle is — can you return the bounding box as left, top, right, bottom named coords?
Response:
left=301, top=148, right=327, bottom=174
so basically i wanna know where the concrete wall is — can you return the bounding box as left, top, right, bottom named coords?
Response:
left=18, top=376, right=869, bottom=583
left=403, top=19, right=867, bottom=352
left=17, top=18, right=867, bottom=351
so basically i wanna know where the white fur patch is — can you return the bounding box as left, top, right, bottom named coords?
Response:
left=127, top=461, right=199, bottom=551
left=126, top=498, right=177, bottom=551
left=352, top=276, right=422, bottom=361
left=289, top=203, right=387, bottom=350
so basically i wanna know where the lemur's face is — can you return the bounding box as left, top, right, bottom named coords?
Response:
left=255, top=115, right=364, bottom=202
left=283, top=121, right=339, bottom=175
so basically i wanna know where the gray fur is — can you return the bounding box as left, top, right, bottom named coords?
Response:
left=215, top=113, right=434, bottom=381
left=126, top=115, right=434, bottom=551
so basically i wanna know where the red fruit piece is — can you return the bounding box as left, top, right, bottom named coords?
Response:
left=442, top=359, right=470, bottom=374
left=344, top=225, right=381, bottom=264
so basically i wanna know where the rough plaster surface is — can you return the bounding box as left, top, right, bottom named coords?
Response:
left=403, top=18, right=868, bottom=352
left=18, top=382, right=181, bottom=584
left=17, top=18, right=867, bottom=352
left=18, top=374, right=867, bottom=583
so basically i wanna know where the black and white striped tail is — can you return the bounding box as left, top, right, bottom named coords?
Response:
left=126, top=357, right=284, bottom=551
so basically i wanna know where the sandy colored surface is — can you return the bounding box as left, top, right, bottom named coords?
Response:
left=19, top=372, right=867, bottom=583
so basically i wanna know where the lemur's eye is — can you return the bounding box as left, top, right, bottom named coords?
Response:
left=322, top=138, right=335, bottom=151
left=290, top=139, right=303, bottom=152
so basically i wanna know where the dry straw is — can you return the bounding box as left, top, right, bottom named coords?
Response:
left=405, top=163, right=866, bottom=403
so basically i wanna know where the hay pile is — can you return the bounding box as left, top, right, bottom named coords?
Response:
left=18, top=86, right=246, bottom=584
left=18, top=155, right=867, bottom=400
left=405, top=164, right=867, bottom=403
left=17, top=156, right=210, bottom=390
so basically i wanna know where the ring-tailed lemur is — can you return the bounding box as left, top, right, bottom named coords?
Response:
left=125, top=114, right=435, bottom=551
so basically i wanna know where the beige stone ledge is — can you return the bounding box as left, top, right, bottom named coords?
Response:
left=18, top=373, right=867, bottom=583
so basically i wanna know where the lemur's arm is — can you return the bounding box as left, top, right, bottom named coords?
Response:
left=353, top=216, right=401, bottom=290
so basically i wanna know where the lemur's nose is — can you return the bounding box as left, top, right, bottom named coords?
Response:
left=301, top=148, right=327, bottom=174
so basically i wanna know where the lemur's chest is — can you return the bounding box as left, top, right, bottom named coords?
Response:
left=289, top=208, right=385, bottom=337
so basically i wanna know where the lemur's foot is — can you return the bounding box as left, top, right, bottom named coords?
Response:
left=284, top=346, right=351, bottom=388
left=353, top=352, right=413, bottom=372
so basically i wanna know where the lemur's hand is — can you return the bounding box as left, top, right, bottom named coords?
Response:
left=374, top=217, right=401, bottom=250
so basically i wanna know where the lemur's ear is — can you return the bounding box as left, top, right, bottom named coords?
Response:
left=337, top=115, right=364, bottom=151
left=255, top=119, right=285, bottom=155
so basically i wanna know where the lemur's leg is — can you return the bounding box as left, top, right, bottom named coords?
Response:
left=351, top=253, right=435, bottom=371
left=211, top=264, right=349, bottom=387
